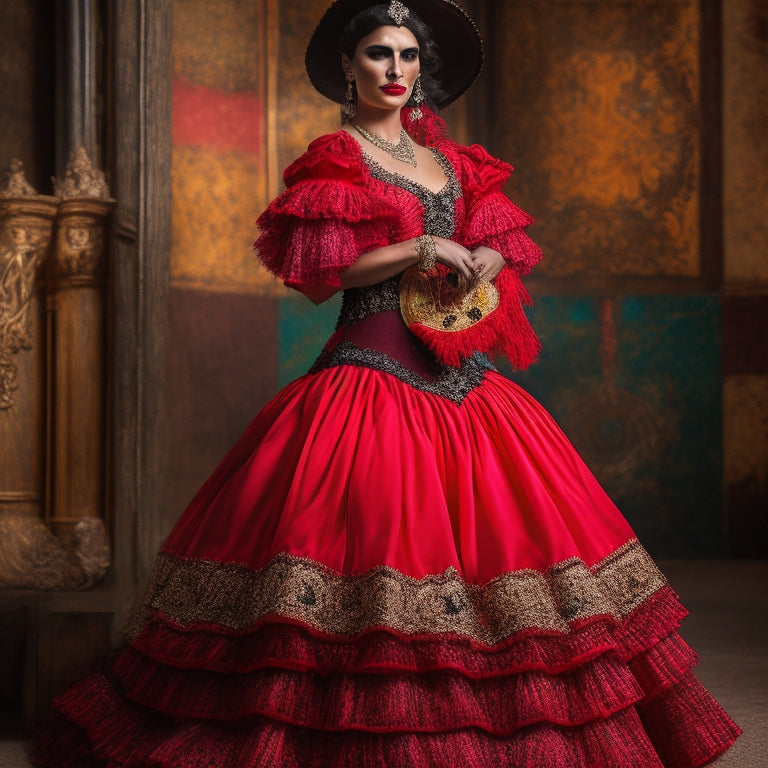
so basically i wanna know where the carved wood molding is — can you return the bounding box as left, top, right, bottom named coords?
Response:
left=0, top=162, right=57, bottom=411
left=0, top=513, right=109, bottom=591
left=0, top=150, right=114, bottom=590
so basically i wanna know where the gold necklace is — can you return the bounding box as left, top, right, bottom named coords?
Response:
left=351, top=123, right=417, bottom=167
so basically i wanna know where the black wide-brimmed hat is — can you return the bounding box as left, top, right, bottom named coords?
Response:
left=305, top=0, right=484, bottom=110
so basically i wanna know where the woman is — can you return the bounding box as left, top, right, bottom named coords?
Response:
left=35, top=1, right=740, bottom=766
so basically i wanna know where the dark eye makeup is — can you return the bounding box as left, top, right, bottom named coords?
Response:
left=364, top=45, right=419, bottom=61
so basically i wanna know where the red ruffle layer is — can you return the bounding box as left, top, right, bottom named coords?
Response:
left=34, top=674, right=737, bottom=768
left=114, top=647, right=647, bottom=732
left=105, top=585, right=698, bottom=734
left=32, top=582, right=740, bottom=767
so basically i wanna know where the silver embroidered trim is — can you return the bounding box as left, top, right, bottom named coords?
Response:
left=313, top=341, right=494, bottom=404
left=362, top=148, right=461, bottom=239
left=338, top=150, right=461, bottom=329
left=337, top=276, right=402, bottom=326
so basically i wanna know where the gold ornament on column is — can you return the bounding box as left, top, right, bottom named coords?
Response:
left=0, top=161, right=57, bottom=411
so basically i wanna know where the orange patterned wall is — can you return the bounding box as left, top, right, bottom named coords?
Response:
left=172, top=0, right=275, bottom=293
left=491, top=0, right=701, bottom=280
left=723, top=0, right=768, bottom=285
left=275, top=1, right=341, bottom=179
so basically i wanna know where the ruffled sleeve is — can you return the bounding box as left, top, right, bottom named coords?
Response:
left=452, top=143, right=542, bottom=276
left=255, top=132, right=399, bottom=303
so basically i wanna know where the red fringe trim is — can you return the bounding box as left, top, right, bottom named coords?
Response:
left=255, top=212, right=392, bottom=297
left=112, top=605, right=702, bottom=734
left=482, top=226, right=544, bottom=276
left=628, top=631, right=699, bottom=700
left=639, top=672, right=742, bottom=767
left=32, top=709, right=96, bottom=768
left=409, top=267, right=541, bottom=369
left=36, top=673, right=659, bottom=768
left=463, top=192, right=535, bottom=242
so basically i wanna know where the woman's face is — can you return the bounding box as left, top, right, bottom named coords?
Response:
left=343, top=25, right=421, bottom=115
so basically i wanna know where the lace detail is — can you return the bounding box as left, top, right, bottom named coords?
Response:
left=127, top=540, right=667, bottom=645
left=313, top=341, right=495, bottom=404
left=362, top=147, right=462, bottom=239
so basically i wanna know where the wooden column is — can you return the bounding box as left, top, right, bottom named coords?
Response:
left=0, top=0, right=173, bottom=735
left=46, top=189, right=114, bottom=547
left=54, top=0, right=99, bottom=178
left=110, top=0, right=172, bottom=590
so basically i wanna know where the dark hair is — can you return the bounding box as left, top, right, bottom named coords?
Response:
left=339, top=4, right=447, bottom=111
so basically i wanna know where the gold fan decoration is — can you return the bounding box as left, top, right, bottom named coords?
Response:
left=399, top=266, right=500, bottom=333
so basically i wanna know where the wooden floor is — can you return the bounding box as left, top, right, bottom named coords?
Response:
left=2, top=559, right=766, bottom=767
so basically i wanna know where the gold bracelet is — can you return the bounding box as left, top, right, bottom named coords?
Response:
left=415, top=234, right=437, bottom=271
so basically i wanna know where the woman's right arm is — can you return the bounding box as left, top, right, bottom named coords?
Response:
left=340, top=236, right=476, bottom=289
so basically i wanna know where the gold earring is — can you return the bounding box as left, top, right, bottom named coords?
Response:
left=342, top=74, right=356, bottom=120
left=410, top=74, right=424, bottom=121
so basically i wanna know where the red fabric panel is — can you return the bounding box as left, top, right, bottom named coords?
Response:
left=173, top=78, right=263, bottom=154
left=162, top=367, right=635, bottom=581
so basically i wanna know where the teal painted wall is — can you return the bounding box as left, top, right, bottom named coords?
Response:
left=509, top=295, right=722, bottom=557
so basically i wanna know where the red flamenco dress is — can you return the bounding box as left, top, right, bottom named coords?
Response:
left=34, top=109, right=740, bottom=767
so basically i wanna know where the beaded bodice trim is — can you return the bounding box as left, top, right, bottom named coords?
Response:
left=362, top=147, right=461, bottom=239
left=338, top=148, right=462, bottom=328
left=313, top=341, right=495, bottom=404
left=336, top=275, right=402, bottom=328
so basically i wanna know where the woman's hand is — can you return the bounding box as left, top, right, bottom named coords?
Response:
left=340, top=238, right=496, bottom=290
left=432, top=237, right=475, bottom=281
left=470, top=246, right=505, bottom=281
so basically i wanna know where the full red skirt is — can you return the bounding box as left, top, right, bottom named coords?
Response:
left=34, top=365, right=740, bottom=767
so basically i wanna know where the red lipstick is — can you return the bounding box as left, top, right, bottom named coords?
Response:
left=381, top=84, right=407, bottom=95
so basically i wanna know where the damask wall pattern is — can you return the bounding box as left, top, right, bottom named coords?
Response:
left=724, top=0, right=768, bottom=284
left=510, top=295, right=723, bottom=557
left=491, top=0, right=701, bottom=279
